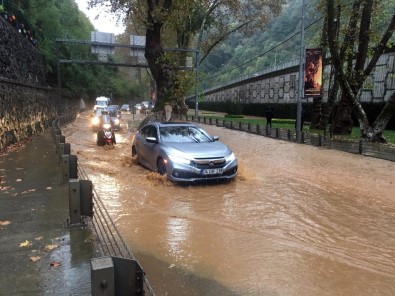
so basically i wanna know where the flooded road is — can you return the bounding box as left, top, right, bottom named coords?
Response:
left=62, top=111, right=395, bottom=296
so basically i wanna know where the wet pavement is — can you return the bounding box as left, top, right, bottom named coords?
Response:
left=0, top=130, right=95, bottom=295
left=62, top=111, right=395, bottom=296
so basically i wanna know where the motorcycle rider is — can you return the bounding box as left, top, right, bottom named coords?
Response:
left=97, top=109, right=116, bottom=145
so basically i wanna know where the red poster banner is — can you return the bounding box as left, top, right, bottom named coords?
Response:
left=304, top=48, right=323, bottom=97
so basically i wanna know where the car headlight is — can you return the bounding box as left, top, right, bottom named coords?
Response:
left=225, top=152, right=236, bottom=162
left=92, top=117, right=100, bottom=125
left=168, top=153, right=191, bottom=165
left=113, top=119, right=120, bottom=125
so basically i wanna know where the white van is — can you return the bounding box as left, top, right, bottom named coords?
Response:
left=94, top=96, right=111, bottom=111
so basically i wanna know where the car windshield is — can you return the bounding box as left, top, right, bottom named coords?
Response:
left=159, top=126, right=212, bottom=143
left=96, top=101, right=107, bottom=106
left=108, top=109, right=117, bottom=116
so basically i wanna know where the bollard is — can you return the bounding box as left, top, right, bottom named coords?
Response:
left=69, top=155, right=78, bottom=179
left=359, top=139, right=363, bottom=154
left=91, top=257, right=115, bottom=296
left=68, top=178, right=93, bottom=226
left=69, top=179, right=82, bottom=225
left=80, top=180, right=93, bottom=217
left=91, top=256, right=145, bottom=296
left=58, top=142, right=70, bottom=164
left=62, top=155, right=70, bottom=184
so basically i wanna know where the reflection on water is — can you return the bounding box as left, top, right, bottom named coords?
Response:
left=64, top=112, right=395, bottom=296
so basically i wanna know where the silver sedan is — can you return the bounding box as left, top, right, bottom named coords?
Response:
left=131, top=122, right=238, bottom=182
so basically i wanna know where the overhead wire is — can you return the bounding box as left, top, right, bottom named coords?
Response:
left=205, top=0, right=359, bottom=80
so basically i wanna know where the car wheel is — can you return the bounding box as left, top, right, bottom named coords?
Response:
left=157, top=158, right=167, bottom=176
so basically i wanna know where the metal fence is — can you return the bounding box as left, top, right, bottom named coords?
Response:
left=56, top=112, right=156, bottom=296
left=183, top=115, right=395, bottom=162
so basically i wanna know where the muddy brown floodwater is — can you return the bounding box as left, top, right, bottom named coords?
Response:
left=62, top=111, right=395, bottom=296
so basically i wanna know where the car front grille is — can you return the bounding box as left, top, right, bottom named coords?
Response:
left=192, top=158, right=226, bottom=169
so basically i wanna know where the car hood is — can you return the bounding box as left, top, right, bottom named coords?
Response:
left=164, top=142, right=232, bottom=158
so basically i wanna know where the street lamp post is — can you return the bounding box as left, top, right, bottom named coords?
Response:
left=194, top=50, right=199, bottom=119
left=296, top=0, right=306, bottom=142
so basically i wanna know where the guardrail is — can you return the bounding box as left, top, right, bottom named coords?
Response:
left=182, top=114, right=395, bottom=162
left=53, top=111, right=156, bottom=296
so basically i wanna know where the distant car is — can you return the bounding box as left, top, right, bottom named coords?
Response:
left=107, top=105, right=121, bottom=116
left=121, top=104, right=130, bottom=112
left=106, top=106, right=121, bottom=130
left=131, top=122, right=238, bottom=183
left=141, top=101, right=150, bottom=108
left=134, top=103, right=142, bottom=110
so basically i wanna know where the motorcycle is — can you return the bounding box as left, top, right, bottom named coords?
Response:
left=96, top=114, right=116, bottom=146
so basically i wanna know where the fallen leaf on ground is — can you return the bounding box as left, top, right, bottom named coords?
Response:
left=45, top=244, right=59, bottom=250
left=16, top=179, right=22, bottom=182
left=50, top=261, right=61, bottom=267
left=169, top=263, right=176, bottom=269
left=46, top=187, right=52, bottom=190
left=35, top=236, right=43, bottom=241
left=30, top=256, right=41, bottom=262
left=0, top=220, right=11, bottom=226
left=20, top=240, right=32, bottom=247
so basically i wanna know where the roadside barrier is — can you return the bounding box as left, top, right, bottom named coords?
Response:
left=52, top=111, right=156, bottom=296
left=184, top=114, right=395, bottom=162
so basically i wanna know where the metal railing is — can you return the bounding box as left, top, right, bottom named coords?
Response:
left=55, top=111, right=156, bottom=296
left=183, top=114, right=395, bottom=162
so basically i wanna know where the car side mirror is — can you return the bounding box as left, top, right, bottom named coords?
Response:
left=212, top=136, right=219, bottom=141
left=146, top=137, right=158, bottom=144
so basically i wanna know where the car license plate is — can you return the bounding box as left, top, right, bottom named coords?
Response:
left=203, top=168, right=223, bottom=175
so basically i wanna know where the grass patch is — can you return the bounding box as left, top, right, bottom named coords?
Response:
left=193, top=112, right=395, bottom=143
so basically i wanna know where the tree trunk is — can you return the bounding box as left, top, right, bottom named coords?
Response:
left=363, top=91, right=395, bottom=142
left=309, top=97, right=323, bottom=129
left=145, top=0, right=174, bottom=112
left=331, top=95, right=353, bottom=134
left=325, top=0, right=395, bottom=142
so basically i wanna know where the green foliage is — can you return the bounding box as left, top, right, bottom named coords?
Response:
left=5, top=0, right=139, bottom=103
left=200, top=0, right=317, bottom=87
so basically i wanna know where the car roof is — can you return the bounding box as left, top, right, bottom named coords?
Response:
left=148, top=121, right=196, bottom=128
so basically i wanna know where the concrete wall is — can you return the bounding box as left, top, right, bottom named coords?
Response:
left=0, top=16, right=57, bottom=150
left=200, top=52, right=395, bottom=105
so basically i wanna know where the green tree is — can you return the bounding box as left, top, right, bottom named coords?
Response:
left=323, top=0, right=395, bottom=142
left=88, top=0, right=285, bottom=112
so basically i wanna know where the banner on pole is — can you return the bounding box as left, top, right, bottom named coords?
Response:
left=304, top=48, right=323, bottom=97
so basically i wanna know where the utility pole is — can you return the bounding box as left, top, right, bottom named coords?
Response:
left=194, top=50, right=199, bottom=119
left=296, top=0, right=306, bottom=142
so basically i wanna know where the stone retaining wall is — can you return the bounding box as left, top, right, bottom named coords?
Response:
left=0, top=16, right=60, bottom=150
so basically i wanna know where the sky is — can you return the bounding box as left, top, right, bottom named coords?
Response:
left=74, top=0, right=125, bottom=35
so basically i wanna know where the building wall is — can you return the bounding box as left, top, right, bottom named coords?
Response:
left=201, top=52, right=395, bottom=105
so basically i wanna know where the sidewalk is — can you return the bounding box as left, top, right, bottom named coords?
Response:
left=0, top=130, right=94, bottom=295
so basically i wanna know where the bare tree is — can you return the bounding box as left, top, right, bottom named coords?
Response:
left=325, top=0, right=395, bottom=142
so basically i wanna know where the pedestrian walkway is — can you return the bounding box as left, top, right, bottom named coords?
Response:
left=0, top=130, right=94, bottom=295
